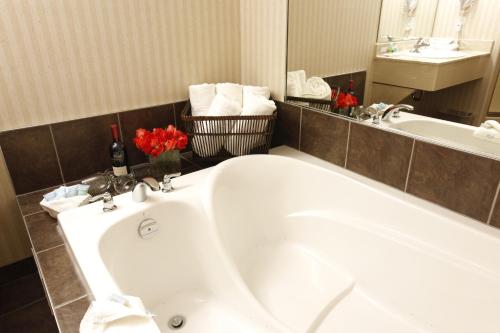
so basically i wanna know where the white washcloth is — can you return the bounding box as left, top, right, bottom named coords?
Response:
left=482, top=120, right=500, bottom=132
left=243, top=85, right=271, bottom=103
left=216, top=83, right=243, bottom=107
left=302, top=77, right=331, bottom=100
left=40, top=194, right=91, bottom=219
left=192, top=94, right=243, bottom=157
left=473, top=127, right=500, bottom=142
left=225, top=94, right=276, bottom=156
left=80, top=295, right=160, bottom=333
left=189, top=83, right=216, bottom=116
left=287, top=70, right=307, bottom=97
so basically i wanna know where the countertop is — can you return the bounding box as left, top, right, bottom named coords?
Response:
left=16, top=153, right=203, bottom=333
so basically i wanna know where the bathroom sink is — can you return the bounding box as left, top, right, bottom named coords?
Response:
left=381, top=112, right=500, bottom=158
left=59, top=148, right=500, bottom=332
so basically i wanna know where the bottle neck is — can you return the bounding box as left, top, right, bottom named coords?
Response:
left=111, top=125, right=120, bottom=142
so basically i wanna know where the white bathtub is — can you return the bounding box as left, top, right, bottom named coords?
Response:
left=59, top=147, right=500, bottom=333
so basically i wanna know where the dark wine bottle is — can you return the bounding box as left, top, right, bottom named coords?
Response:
left=109, top=124, right=129, bottom=176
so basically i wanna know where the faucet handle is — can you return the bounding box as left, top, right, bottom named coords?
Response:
left=89, top=192, right=117, bottom=212
left=162, top=172, right=181, bottom=193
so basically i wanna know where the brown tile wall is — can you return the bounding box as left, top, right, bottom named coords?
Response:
left=0, top=102, right=185, bottom=194
left=275, top=103, right=500, bottom=227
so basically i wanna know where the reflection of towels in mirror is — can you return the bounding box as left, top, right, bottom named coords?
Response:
left=302, top=77, right=332, bottom=100
left=225, top=94, right=276, bottom=156
left=287, top=70, right=307, bottom=97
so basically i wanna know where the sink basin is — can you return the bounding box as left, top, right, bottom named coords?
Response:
left=382, top=113, right=500, bottom=158
left=59, top=148, right=500, bottom=332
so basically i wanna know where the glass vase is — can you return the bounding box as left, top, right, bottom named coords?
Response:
left=148, top=150, right=181, bottom=180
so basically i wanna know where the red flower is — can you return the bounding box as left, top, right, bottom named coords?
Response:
left=335, top=92, right=358, bottom=109
left=133, top=125, right=188, bottom=157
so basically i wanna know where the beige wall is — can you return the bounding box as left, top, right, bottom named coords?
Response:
left=0, top=0, right=241, bottom=132
left=427, top=0, right=500, bottom=124
left=287, top=0, right=382, bottom=78
left=240, top=0, right=288, bottom=100
left=378, top=0, right=439, bottom=40
left=0, top=147, right=31, bottom=267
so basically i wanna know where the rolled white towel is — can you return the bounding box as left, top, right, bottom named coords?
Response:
left=80, top=295, right=159, bottom=333
left=302, top=77, right=331, bottom=100
left=192, top=94, right=243, bottom=157
left=225, top=94, right=276, bottom=156
left=243, top=85, right=271, bottom=103
left=287, top=70, right=307, bottom=97
left=216, top=83, right=243, bottom=106
left=188, top=83, right=215, bottom=116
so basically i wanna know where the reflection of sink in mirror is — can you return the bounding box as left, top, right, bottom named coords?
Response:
left=386, top=49, right=466, bottom=59
left=377, top=113, right=500, bottom=158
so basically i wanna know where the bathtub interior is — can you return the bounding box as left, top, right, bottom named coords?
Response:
left=207, top=155, right=500, bottom=333
left=98, top=200, right=284, bottom=332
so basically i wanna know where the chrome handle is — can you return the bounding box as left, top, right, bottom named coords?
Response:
left=162, top=172, right=181, bottom=193
left=89, top=192, right=117, bottom=212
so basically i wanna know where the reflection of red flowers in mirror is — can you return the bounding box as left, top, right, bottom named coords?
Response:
left=133, top=125, right=188, bottom=157
left=335, top=92, right=358, bottom=109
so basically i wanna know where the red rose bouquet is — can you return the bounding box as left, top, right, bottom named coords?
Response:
left=134, top=125, right=188, bottom=157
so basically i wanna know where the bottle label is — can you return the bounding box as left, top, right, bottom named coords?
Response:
left=113, top=166, right=128, bottom=176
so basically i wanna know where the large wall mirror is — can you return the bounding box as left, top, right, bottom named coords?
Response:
left=286, top=0, right=499, bottom=160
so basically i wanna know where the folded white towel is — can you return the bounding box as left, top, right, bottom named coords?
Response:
left=189, top=83, right=216, bottom=116
left=482, top=120, right=500, bottom=132
left=40, top=194, right=91, bottom=219
left=216, top=83, right=243, bottom=107
left=80, top=295, right=160, bottom=333
left=225, top=94, right=276, bottom=156
left=287, top=70, right=307, bottom=97
left=192, top=94, right=243, bottom=157
left=302, top=77, right=331, bottom=100
left=243, top=85, right=271, bottom=103
left=473, top=127, right=500, bottom=142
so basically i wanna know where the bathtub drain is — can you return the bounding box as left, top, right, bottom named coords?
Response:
left=168, top=315, right=185, bottom=330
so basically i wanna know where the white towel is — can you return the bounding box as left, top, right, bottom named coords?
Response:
left=225, top=94, right=276, bottom=156
left=302, top=77, right=331, bottom=100
left=216, top=83, right=243, bottom=107
left=189, top=83, right=215, bottom=116
left=473, top=127, right=500, bottom=142
left=482, top=120, right=500, bottom=132
left=80, top=295, right=160, bottom=333
left=192, top=94, right=243, bottom=157
left=287, top=70, right=307, bottom=97
left=243, top=85, right=271, bottom=103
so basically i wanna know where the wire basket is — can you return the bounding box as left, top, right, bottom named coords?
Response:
left=181, top=103, right=277, bottom=162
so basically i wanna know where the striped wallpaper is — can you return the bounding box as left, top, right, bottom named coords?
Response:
left=0, top=0, right=241, bottom=132
left=240, top=0, right=288, bottom=101
left=287, top=0, right=382, bottom=78
left=378, top=0, right=439, bottom=40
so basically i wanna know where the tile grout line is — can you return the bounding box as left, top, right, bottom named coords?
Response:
left=298, top=107, right=303, bottom=151
left=35, top=243, right=65, bottom=255
left=48, top=125, right=66, bottom=184
left=53, top=294, right=89, bottom=310
left=486, top=181, right=500, bottom=225
left=344, top=121, right=351, bottom=168
left=117, top=113, right=124, bottom=142
left=404, top=139, right=416, bottom=192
